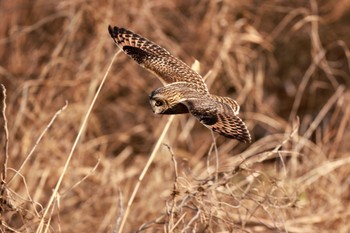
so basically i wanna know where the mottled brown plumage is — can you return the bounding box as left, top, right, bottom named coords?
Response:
left=108, top=25, right=251, bottom=142
left=108, top=26, right=208, bottom=94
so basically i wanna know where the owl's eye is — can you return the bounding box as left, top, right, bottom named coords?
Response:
left=155, top=100, right=163, bottom=107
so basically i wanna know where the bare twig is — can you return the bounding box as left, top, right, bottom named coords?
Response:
left=113, top=189, right=124, bottom=233
left=296, top=85, right=345, bottom=153
left=329, top=99, right=350, bottom=158
left=8, top=101, right=68, bottom=184
left=164, top=144, right=178, bottom=231
left=61, top=155, right=101, bottom=196
left=7, top=167, right=43, bottom=217
left=116, top=115, right=176, bottom=233
left=182, top=209, right=200, bottom=233
left=296, top=156, right=350, bottom=189
left=208, top=130, right=219, bottom=181
left=36, top=50, right=121, bottom=233
left=288, top=50, right=325, bottom=124
left=0, top=84, right=9, bottom=182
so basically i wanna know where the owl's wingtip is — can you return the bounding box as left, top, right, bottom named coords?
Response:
left=108, top=25, right=117, bottom=38
left=108, top=25, right=112, bottom=33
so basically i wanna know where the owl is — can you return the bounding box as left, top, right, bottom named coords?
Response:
left=108, top=26, right=251, bottom=143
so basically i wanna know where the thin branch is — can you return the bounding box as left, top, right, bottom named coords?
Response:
left=0, top=84, right=9, bottom=182
left=36, top=50, right=121, bottom=233
left=211, top=130, right=219, bottom=181
left=164, top=144, right=178, bottom=231
left=296, top=85, right=345, bottom=153
left=113, top=189, right=124, bottom=233
left=61, top=155, right=101, bottom=196
left=8, top=101, right=68, bottom=184
left=116, top=115, right=175, bottom=233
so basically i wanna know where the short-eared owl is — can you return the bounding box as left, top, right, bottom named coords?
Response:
left=108, top=25, right=251, bottom=143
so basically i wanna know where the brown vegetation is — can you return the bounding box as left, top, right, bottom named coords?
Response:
left=0, top=0, right=350, bottom=232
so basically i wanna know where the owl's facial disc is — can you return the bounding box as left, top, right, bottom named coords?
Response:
left=149, top=97, right=168, bottom=114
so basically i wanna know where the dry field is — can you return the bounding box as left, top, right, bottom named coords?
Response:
left=1, top=0, right=350, bottom=232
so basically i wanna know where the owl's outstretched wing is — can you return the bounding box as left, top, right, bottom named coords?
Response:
left=108, top=25, right=208, bottom=94
left=182, top=98, right=251, bottom=143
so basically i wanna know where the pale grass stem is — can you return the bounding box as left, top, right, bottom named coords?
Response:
left=8, top=101, right=68, bottom=185
left=207, top=130, right=219, bottom=181
left=1, top=84, right=9, bottom=182
left=35, top=50, right=121, bottom=233
left=116, top=115, right=175, bottom=233
left=116, top=59, right=204, bottom=232
left=295, top=85, right=345, bottom=153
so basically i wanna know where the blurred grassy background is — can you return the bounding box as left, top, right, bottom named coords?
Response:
left=0, top=0, right=350, bottom=232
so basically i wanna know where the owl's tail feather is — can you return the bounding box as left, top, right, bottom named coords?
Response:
left=209, top=113, right=251, bottom=143
left=183, top=99, right=251, bottom=143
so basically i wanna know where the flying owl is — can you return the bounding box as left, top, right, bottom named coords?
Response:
left=108, top=25, right=251, bottom=143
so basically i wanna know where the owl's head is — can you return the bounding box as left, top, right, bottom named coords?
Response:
left=149, top=87, right=189, bottom=115
left=149, top=94, right=170, bottom=114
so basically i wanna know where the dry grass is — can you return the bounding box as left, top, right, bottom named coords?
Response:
left=1, top=0, right=350, bottom=232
